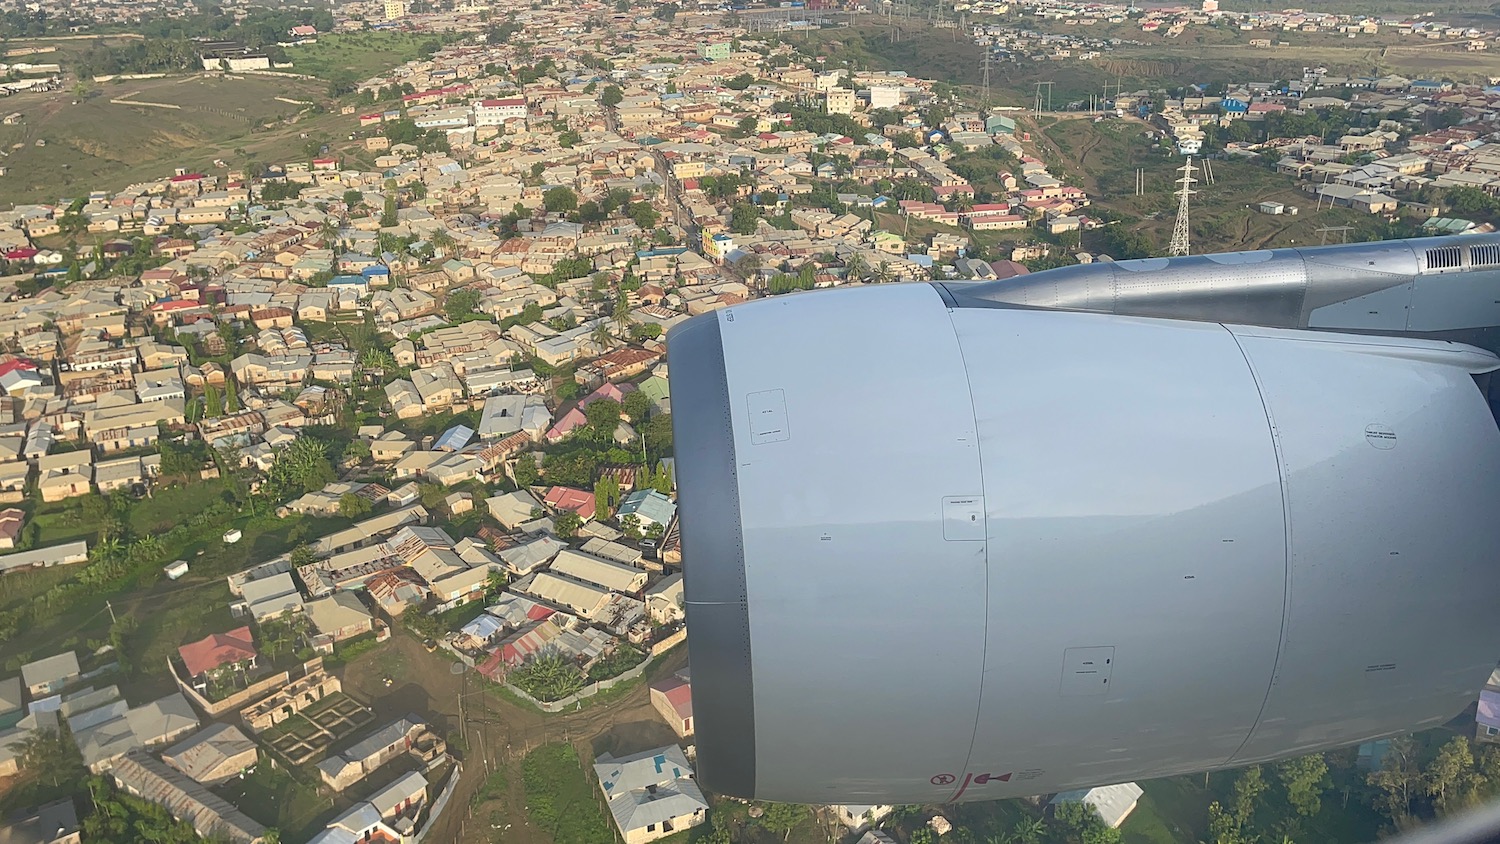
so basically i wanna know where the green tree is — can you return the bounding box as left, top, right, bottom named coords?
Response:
left=1099, top=225, right=1156, bottom=260
left=10, top=726, right=83, bottom=788
left=1425, top=736, right=1479, bottom=811
left=543, top=186, right=578, bottom=213
left=628, top=322, right=662, bottom=342
left=627, top=201, right=659, bottom=230
left=514, top=454, right=540, bottom=487
left=1230, top=764, right=1267, bottom=827
left=1276, top=754, right=1328, bottom=818
left=419, top=483, right=448, bottom=508
left=485, top=568, right=508, bottom=599
left=381, top=192, right=398, bottom=227
left=558, top=129, right=582, bottom=148
left=585, top=398, right=622, bottom=432
left=446, top=288, right=481, bottom=321
left=261, top=435, right=337, bottom=500
left=730, top=202, right=760, bottom=235
left=288, top=543, right=319, bottom=568
left=622, top=389, right=652, bottom=422
left=644, top=413, right=673, bottom=459
left=554, top=510, right=583, bottom=538
left=339, top=493, right=372, bottom=518
left=620, top=513, right=641, bottom=539
left=1447, top=186, right=1495, bottom=217
left=509, top=652, right=584, bottom=701
left=1368, top=735, right=1421, bottom=822
left=757, top=803, right=808, bottom=841
left=1010, top=816, right=1046, bottom=844
left=594, top=476, right=620, bottom=519
left=1207, top=800, right=1250, bottom=844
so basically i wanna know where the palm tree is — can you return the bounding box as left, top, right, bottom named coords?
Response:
left=874, top=261, right=894, bottom=284
left=844, top=252, right=868, bottom=281
left=318, top=217, right=339, bottom=248
left=1011, top=816, right=1046, bottom=844
left=592, top=323, right=614, bottom=352
left=129, top=535, right=163, bottom=564
left=89, top=537, right=123, bottom=564
left=612, top=294, right=633, bottom=331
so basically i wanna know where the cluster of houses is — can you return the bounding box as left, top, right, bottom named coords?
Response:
left=9, top=0, right=1500, bottom=839
left=0, top=617, right=454, bottom=843
left=993, top=0, right=1500, bottom=46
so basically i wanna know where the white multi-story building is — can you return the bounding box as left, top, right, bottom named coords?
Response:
left=473, top=98, right=528, bottom=126
left=869, top=85, right=903, bottom=110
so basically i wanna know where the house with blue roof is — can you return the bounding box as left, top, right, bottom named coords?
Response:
left=328, top=275, right=369, bottom=297
left=360, top=264, right=391, bottom=285
left=434, top=424, right=475, bottom=452
left=617, top=489, right=675, bottom=531
left=594, top=745, right=708, bottom=844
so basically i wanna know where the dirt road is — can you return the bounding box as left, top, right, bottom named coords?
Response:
left=342, top=632, right=689, bottom=844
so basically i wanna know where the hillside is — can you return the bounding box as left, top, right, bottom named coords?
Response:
left=0, top=74, right=349, bottom=204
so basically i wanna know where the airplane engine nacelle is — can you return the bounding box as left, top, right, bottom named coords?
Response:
left=667, top=282, right=1500, bottom=805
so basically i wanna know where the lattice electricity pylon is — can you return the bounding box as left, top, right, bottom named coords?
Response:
left=1168, top=157, right=1198, bottom=257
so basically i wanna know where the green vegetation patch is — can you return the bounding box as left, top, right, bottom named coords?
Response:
left=286, top=32, right=444, bottom=84
left=216, top=759, right=328, bottom=842
left=522, top=742, right=614, bottom=844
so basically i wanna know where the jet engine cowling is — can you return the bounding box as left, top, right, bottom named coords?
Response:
left=668, top=281, right=1500, bottom=805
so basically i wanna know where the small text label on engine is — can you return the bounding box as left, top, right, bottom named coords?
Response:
left=1061, top=646, right=1115, bottom=696
left=747, top=389, right=790, bottom=445
left=942, top=496, right=986, bottom=541
left=1365, top=424, right=1397, bottom=449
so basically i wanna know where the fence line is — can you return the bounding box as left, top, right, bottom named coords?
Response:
left=438, top=635, right=686, bottom=713
left=109, top=98, right=181, bottom=109
left=414, top=760, right=462, bottom=843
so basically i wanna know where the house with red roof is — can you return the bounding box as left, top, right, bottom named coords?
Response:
left=0, top=508, right=24, bottom=550
left=177, top=627, right=258, bottom=680
left=149, top=299, right=211, bottom=327
left=544, top=383, right=638, bottom=442
left=542, top=486, right=596, bottom=520
left=650, top=675, right=693, bottom=737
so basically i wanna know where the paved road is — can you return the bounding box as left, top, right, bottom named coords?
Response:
left=604, top=102, right=699, bottom=239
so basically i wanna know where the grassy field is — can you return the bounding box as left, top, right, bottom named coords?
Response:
left=804, top=19, right=1500, bottom=108
left=0, top=73, right=350, bottom=204
left=522, top=742, right=615, bottom=844
left=216, top=759, right=330, bottom=842
left=1030, top=115, right=1390, bottom=252
left=1122, top=778, right=1215, bottom=844
left=284, top=32, right=441, bottom=83
left=0, top=475, right=352, bottom=704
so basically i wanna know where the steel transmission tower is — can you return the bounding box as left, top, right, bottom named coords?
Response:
left=981, top=48, right=991, bottom=108
left=1168, top=158, right=1197, bottom=257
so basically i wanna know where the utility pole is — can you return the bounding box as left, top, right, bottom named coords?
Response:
left=1032, top=81, right=1052, bottom=116
left=106, top=600, right=116, bottom=624
left=1317, top=224, right=1354, bottom=245
left=1169, top=157, right=1197, bottom=257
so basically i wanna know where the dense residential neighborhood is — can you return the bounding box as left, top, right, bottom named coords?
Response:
left=3, top=0, right=1500, bottom=839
